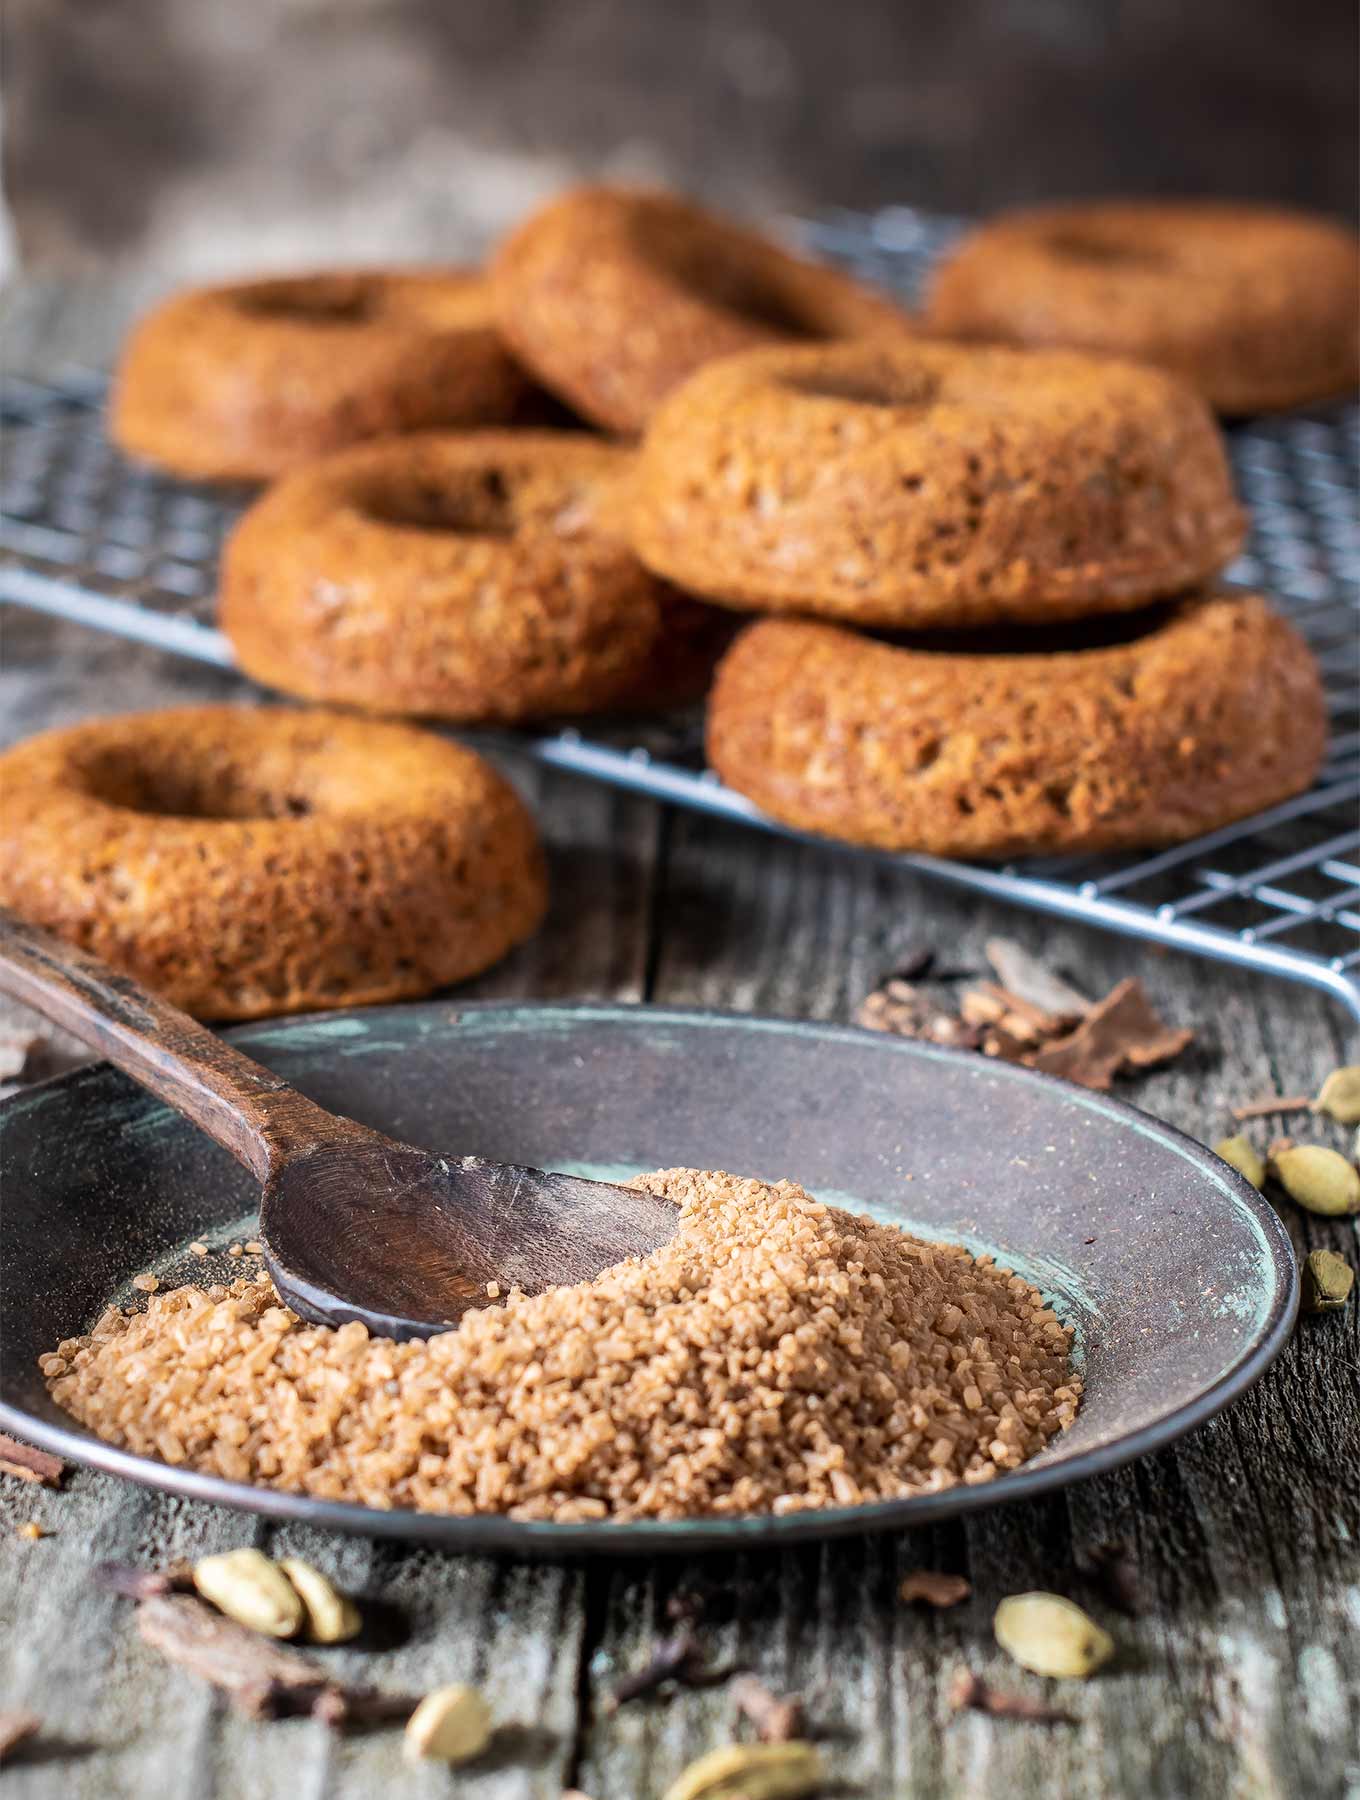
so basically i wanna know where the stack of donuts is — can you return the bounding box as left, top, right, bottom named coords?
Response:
left=2, top=187, right=1349, bottom=1016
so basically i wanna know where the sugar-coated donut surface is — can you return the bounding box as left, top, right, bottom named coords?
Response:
left=0, top=708, right=547, bottom=1019
left=707, top=595, right=1326, bottom=858
left=111, top=270, right=528, bottom=482
left=924, top=202, right=1360, bottom=414
left=631, top=341, right=1246, bottom=628
left=220, top=431, right=728, bottom=723
left=492, top=186, right=913, bottom=433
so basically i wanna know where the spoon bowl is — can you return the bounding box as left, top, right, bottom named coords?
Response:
left=0, top=909, right=677, bottom=1339
left=260, top=1141, right=678, bottom=1336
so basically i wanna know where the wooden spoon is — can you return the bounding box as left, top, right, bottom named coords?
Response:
left=0, top=909, right=678, bottom=1339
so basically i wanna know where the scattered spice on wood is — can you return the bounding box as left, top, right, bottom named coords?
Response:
left=731, top=1673, right=805, bottom=1743
left=859, top=960, right=1193, bottom=1092
left=0, top=1709, right=41, bottom=1765
left=886, top=943, right=936, bottom=983
left=0, top=1433, right=65, bottom=1487
left=984, top=939, right=1091, bottom=1023
left=606, top=1619, right=708, bottom=1711
left=899, top=1570, right=972, bottom=1609
left=1228, top=1093, right=1311, bottom=1122
left=136, top=1594, right=414, bottom=1724
left=857, top=983, right=985, bottom=1050
left=948, top=1668, right=1078, bottom=1725
left=666, top=1588, right=707, bottom=1626
left=91, top=1559, right=193, bottom=1600
left=1030, top=979, right=1193, bottom=1092
left=1075, top=1540, right=1144, bottom=1616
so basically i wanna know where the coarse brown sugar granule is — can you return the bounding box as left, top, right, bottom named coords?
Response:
left=44, top=1169, right=1081, bottom=1522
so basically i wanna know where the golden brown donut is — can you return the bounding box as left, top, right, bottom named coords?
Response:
left=111, top=269, right=528, bottom=482
left=491, top=186, right=913, bottom=433
left=706, top=596, right=1326, bottom=859
left=631, top=341, right=1245, bottom=628
left=924, top=202, right=1360, bottom=414
left=219, top=431, right=729, bottom=724
left=0, top=707, right=547, bottom=1019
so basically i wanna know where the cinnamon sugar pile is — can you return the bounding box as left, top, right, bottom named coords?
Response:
left=43, top=1168, right=1079, bottom=1522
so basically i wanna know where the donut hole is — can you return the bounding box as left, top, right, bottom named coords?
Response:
left=356, top=463, right=599, bottom=540
left=78, top=746, right=315, bottom=822
left=234, top=278, right=379, bottom=326
left=1046, top=231, right=1171, bottom=271
left=357, top=467, right=518, bottom=538
left=643, top=227, right=831, bottom=338
left=783, top=362, right=940, bottom=410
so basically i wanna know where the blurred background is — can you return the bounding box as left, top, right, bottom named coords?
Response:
left=5, top=0, right=1359, bottom=282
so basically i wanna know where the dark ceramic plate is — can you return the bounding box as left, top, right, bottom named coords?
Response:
left=0, top=1001, right=1297, bottom=1554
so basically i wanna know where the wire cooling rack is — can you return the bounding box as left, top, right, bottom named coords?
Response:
left=2, top=208, right=1358, bottom=1019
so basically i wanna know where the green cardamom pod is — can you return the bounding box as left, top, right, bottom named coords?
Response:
left=1302, top=1249, right=1355, bottom=1313
left=1270, top=1145, right=1360, bottom=1216
left=1214, top=1134, right=1265, bottom=1190
left=993, top=1591, right=1114, bottom=1678
left=662, top=1741, right=824, bottom=1800
left=1313, top=1066, right=1360, bottom=1126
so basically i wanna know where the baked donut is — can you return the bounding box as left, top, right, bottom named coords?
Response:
left=706, top=596, right=1326, bottom=859
left=491, top=186, right=913, bottom=433
left=631, top=341, right=1245, bottom=628
left=0, top=707, right=547, bottom=1019
left=111, top=270, right=528, bottom=483
left=220, top=431, right=729, bottom=723
left=924, top=202, right=1360, bottom=415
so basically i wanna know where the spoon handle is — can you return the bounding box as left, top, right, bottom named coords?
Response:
left=0, top=908, right=344, bottom=1182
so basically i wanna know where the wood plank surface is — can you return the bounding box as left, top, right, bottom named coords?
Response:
left=1, top=286, right=1357, bottom=1800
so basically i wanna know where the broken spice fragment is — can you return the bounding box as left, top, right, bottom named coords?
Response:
left=135, top=1593, right=412, bottom=1724
left=899, top=1570, right=972, bottom=1609
left=0, top=1434, right=65, bottom=1486
left=948, top=1667, right=1077, bottom=1724
left=1031, top=979, right=1193, bottom=1091
left=0, top=1710, right=41, bottom=1765
left=1074, top=1540, right=1144, bottom=1617
left=731, top=1673, right=806, bottom=1743
left=984, top=938, right=1091, bottom=1023
left=858, top=964, right=1192, bottom=1091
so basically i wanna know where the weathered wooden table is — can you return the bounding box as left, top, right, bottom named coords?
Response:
left=2, top=287, right=1357, bottom=1799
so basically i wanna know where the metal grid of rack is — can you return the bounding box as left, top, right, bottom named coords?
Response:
left=2, top=208, right=1358, bottom=1017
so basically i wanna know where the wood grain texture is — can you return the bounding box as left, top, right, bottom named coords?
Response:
left=1, top=288, right=1356, bottom=1798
